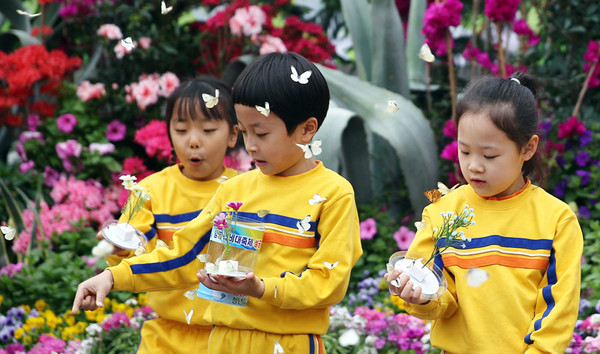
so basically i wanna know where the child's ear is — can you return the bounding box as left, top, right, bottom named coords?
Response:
left=227, top=124, right=240, bottom=148
left=297, top=117, right=319, bottom=143
left=522, top=134, right=539, bottom=161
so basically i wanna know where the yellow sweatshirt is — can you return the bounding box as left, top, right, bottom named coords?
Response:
left=404, top=182, right=582, bottom=354
left=109, top=161, right=362, bottom=335
left=106, top=164, right=239, bottom=325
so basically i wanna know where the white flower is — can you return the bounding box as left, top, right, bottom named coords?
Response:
left=125, top=298, right=138, bottom=306
left=85, top=323, right=102, bottom=336
left=591, top=314, right=600, bottom=324
left=338, top=328, right=360, bottom=347
left=119, top=174, right=137, bottom=190
left=1, top=226, right=16, bottom=240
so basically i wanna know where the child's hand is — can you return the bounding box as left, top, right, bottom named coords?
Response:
left=196, top=270, right=265, bottom=298
left=71, top=269, right=114, bottom=314
left=384, top=270, right=429, bottom=305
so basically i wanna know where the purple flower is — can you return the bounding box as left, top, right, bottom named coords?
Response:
left=580, top=298, right=591, bottom=312
left=553, top=179, right=568, bottom=197
left=360, top=218, right=377, bottom=240
left=106, top=120, right=127, bottom=141
left=539, top=120, right=553, bottom=137
left=57, top=113, right=78, bottom=133
left=44, top=166, right=60, bottom=187
left=580, top=129, right=593, bottom=147
left=575, top=151, right=590, bottom=167
left=555, top=156, right=566, bottom=168
left=28, top=113, right=40, bottom=131
left=576, top=170, right=591, bottom=185
left=56, top=140, right=82, bottom=159
left=579, top=206, right=591, bottom=219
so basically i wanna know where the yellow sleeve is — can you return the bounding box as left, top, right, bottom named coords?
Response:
left=261, top=193, right=362, bottom=309
left=402, top=208, right=459, bottom=320
left=105, top=191, right=156, bottom=267
left=108, top=186, right=222, bottom=292
left=524, top=212, right=582, bottom=353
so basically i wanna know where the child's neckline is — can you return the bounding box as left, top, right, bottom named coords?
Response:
left=478, top=178, right=531, bottom=201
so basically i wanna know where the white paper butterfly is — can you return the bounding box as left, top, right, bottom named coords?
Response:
left=324, top=260, right=339, bottom=269
left=156, top=239, right=168, bottom=249
left=274, top=341, right=285, bottom=354
left=161, top=1, right=173, bottom=14
left=386, top=98, right=399, bottom=113
left=296, top=215, right=311, bottom=234
left=466, top=267, right=489, bottom=287
left=418, top=43, right=435, bottom=63
left=183, top=309, right=193, bottom=324
left=308, top=193, right=327, bottom=205
left=437, top=181, right=459, bottom=195
left=216, top=175, right=229, bottom=184
left=134, top=246, right=146, bottom=256
left=202, top=89, right=219, bottom=109
left=257, top=209, right=270, bottom=218
left=16, top=9, right=41, bottom=17
left=255, top=102, right=270, bottom=117
left=290, top=65, right=312, bottom=84
left=183, top=289, right=197, bottom=300
left=414, top=221, right=426, bottom=232
left=296, top=139, right=322, bottom=159
left=1, top=226, right=16, bottom=240
left=121, top=37, right=135, bottom=51
left=197, top=254, right=208, bottom=262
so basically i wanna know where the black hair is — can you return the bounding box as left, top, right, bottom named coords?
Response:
left=456, top=72, right=542, bottom=180
left=232, top=52, right=330, bottom=134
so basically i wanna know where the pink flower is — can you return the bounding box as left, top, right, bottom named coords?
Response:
left=131, top=77, right=160, bottom=110
left=134, top=120, right=172, bottom=161
left=257, top=35, right=288, bottom=55
left=76, top=80, right=106, bottom=101
left=440, top=141, right=459, bottom=163
left=394, top=226, right=415, bottom=250
left=360, top=218, right=377, bottom=240
left=44, top=166, right=60, bottom=187
left=19, top=131, right=43, bottom=144
left=158, top=72, right=180, bottom=98
left=89, top=142, right=115, bottom=155
left=229, top=5, right=267, bottom=37
left=28, top=113, right=40, bottom=131
left=0, top=262, right=24, bottom=277
left=138, top=36, right=152, bottom=49
left=57, top=113, right=78, bottom=133
left=558, top=116, right=587, bottom=139
left=422, top=0, right=463, bottom=55
left=442, top=119, right=457, bottom=138
left=484, top=0, right=520, bottom=23
left=96, top=24, right=123, bottom=40
left=20, top=160, right=35, bottom=173
left=114, top=40, right=136, bottom=59
left=584, top=40, right=600, bottom=63
left=214, top=212, right=229, bottom=230
left=56, top=139, right=82, bottom=159
left=226, top=201, right=243, bottom=211
left=106, top=120, right=127, bottom=141
left=223, top=148, right=254, bottom=172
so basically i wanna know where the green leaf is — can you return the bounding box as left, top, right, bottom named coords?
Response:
left=405, top=0, right=428, bottom=88
left=369, top=0, right=409, bottom=97
left=0, top=0, right=31, bottom=32
left=318, top=64, right=439, bottom=213
left=340, top=0, right=372, bottom=81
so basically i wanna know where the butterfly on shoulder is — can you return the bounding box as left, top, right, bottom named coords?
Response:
left=290, top=65, right=312, bottom=84
left=183, top=309, right=193, bottom=324
left=323, top=260, right=340, bottom=269
left=202, top=89, right=219, bottom=109
left=424, top=189, right=442, bottom=203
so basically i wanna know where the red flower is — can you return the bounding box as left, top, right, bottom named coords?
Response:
left=558, top=116, right=587, bottom=139
left=484, top=0, right=521, bottom=23
left=31, top=26, right=53, bottom=36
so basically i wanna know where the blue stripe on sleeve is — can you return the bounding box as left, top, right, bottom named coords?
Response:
left=130, top=229, right=211, bottom=274
left=524, top=248, right=557, bottom=345
left=465, top=235, right=553, bottom=250
left=154, top=210, right=201, bottom=224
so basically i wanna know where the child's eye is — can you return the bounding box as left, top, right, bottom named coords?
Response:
left=175, top=129, right=186, bottom=133
left=460, top=151, right=469, bottom=155
left=256, top=132, right=268, bottom=137
left=204, top=129, right=216, bottom=133
left=484, top=155, right=498, bottom=159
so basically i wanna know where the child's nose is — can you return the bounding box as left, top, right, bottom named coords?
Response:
left=189, top=131, right=202, bottom=149
left=468, top=158, right=484, bottom=172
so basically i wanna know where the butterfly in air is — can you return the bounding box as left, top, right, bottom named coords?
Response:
left=161, top=1, right=173, bottom=14
left=257, top=210, right=270, bottom=218
left=183, top=289, right=197, bottom=300
left=466, top=267, right=489, bottom=287
left=418, top=43, right=435, bottom=63
left=0, top=226, right=16, bottom=240
left=296, top=215, right=311, bottom=233
left=296, top=139, right=322, bottom=159
left=183, top=309, right=194, bottom=324
left=323, top=260, right=340, bottom=269
left=16, top=9, right=41, bottom=17
left=274, top=341, right=285, bottom=354
left=386, top=98, right=399, bottom=113
left=202, top=89, right=219, bottom=108
left=424, top=189, right=442, bottom=203
left=309, top=193, right=327, bottom=205
left=121, top=37, right=135, bottom=51
left=290, top=65, right=312, bottom=84
left=255, top=102, right=270, bottom=117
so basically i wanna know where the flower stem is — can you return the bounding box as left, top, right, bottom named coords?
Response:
left=446, top=29, right=457, bottom=120
left=496, top=23, right=507, bottom=77
left=572, top=48, right=600, bottom=118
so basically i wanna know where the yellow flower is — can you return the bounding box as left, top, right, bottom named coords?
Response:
left=20, top=304, right=31, bottom=313
left=23, top=335, right=33, bottom=345
left=390, top=294, right=405, bottom=310
left=14, top=328, right=25, bottom=339
left=35, top=299, right=48, bottom=311
left=23, top=324, right=31, bottom=332
left=0, top=294, right=4, bottom=306
left=26, top=316, right=45, bottom=328
left=64, top=312, right=76, bottom=326
left=138, top=293, right=147, bottom=306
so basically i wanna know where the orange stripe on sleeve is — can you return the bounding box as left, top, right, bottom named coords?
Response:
left=263, top=232, right=317, bottom=248
left=443, top=254, right=549, bottom=269
left=157, top=230, right=175, bottom=241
